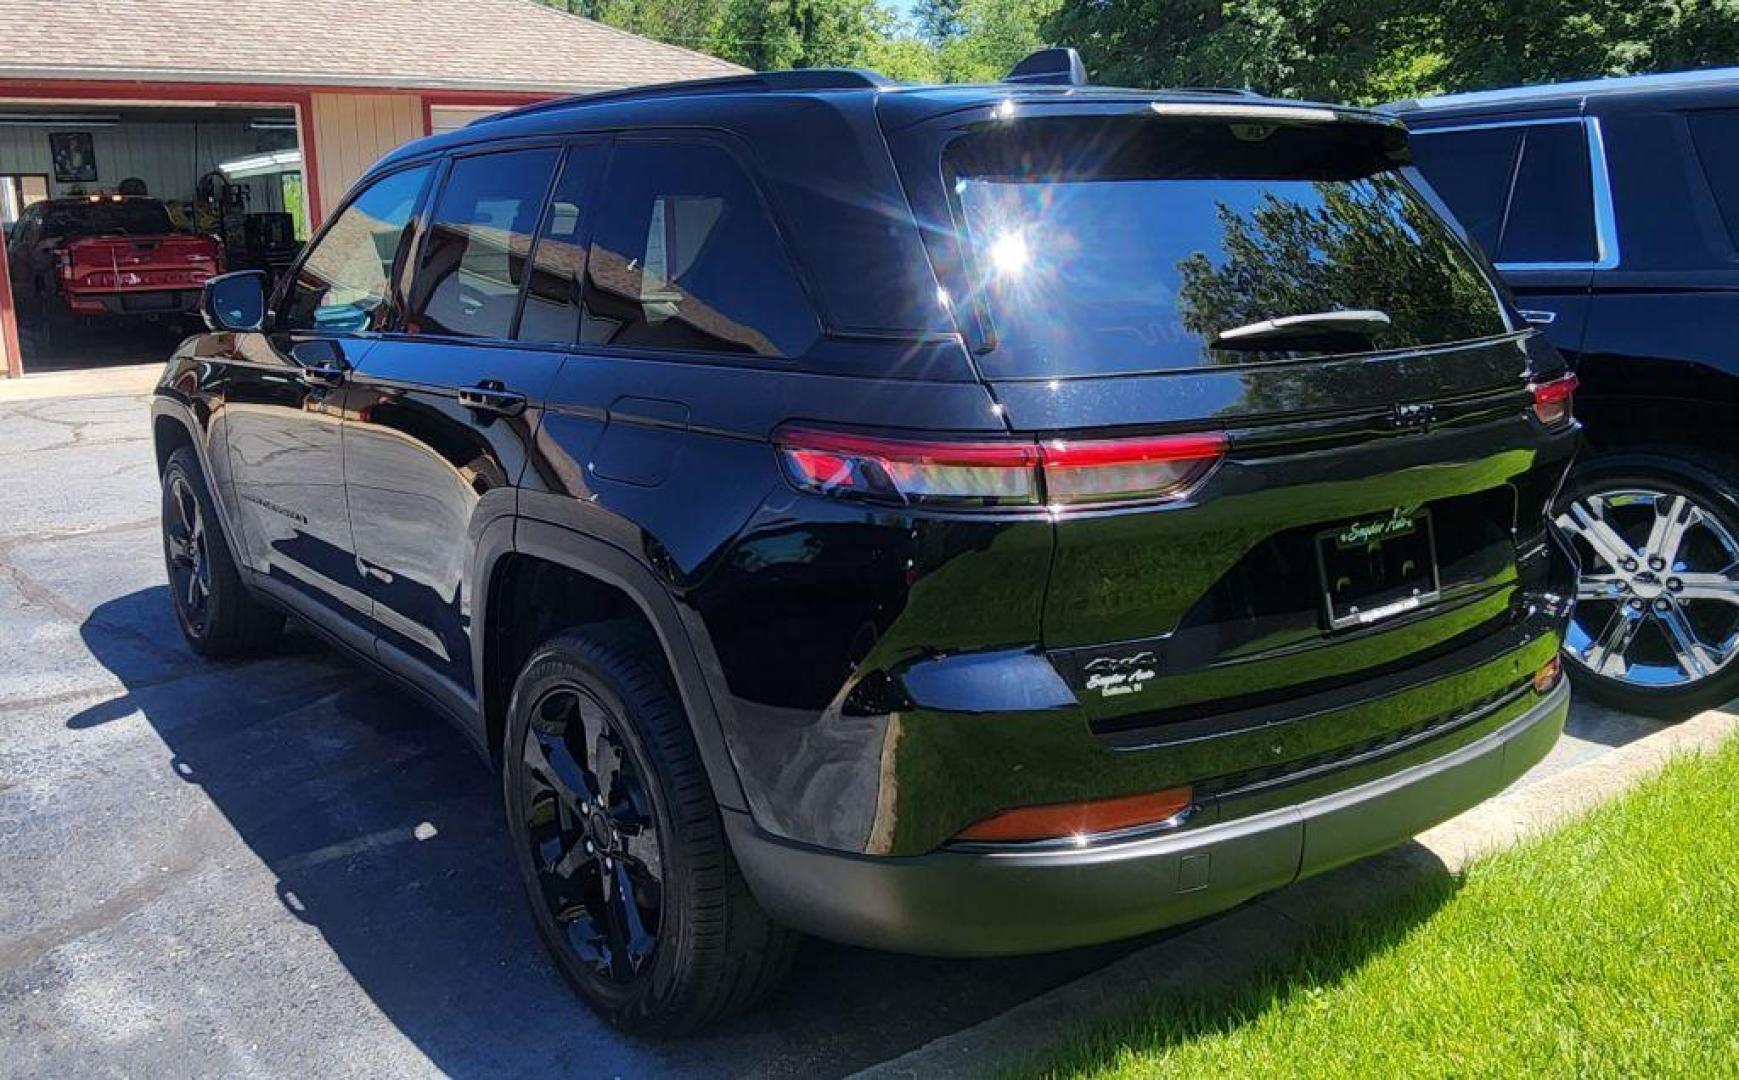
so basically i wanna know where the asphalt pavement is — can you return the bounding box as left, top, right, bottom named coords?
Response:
left=0, top=385, right=1669, bottom=1078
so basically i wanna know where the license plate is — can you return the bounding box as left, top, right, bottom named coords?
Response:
left=1316, top=510, right=1440, bottom=629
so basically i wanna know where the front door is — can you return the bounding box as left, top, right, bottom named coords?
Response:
left=345, top=145, right=597, bottom=704
left=223, top=164, right=432, bottom=637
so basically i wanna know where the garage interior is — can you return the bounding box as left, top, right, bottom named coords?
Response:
left=1, top=102, right=308, bottom=372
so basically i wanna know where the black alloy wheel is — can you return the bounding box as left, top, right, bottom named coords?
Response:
left=164, top=470, right=214, bottom=638
left=502, top=631, right=798, bottom=1033
left=158, top=446, right=282, bottom=658
left=518, top=683, right=665, bottom=984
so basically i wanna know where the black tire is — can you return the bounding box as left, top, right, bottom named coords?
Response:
left=1554, top=450, right=1739, bottom=720
left=503, top=629, right=798, bottom=1034
left=160, top=445, right=284, bottom=659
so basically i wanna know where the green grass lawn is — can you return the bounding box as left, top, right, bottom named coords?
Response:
left=1029, top=737, right=1739, bottom=1078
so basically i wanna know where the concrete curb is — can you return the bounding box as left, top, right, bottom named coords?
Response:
left=854, top=704, right=1738, bottom=1080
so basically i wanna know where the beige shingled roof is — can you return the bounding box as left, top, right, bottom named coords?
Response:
left=0, top=0, right=747, bottom=92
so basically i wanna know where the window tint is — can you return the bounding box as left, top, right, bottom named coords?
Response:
left=1497, top=124, right=1595, bottom=264
left=581, top=140, right=817, bottom=357
left=1688, top=108, right=1739, bottom=251
left=406, top=148, right=560, bottom=340
left=948, top=117, right=1509, bottom=379
left=283, top=165, right=429, bottom=333
left=517, top=145, right=602, bottom=345
left=1407, top=127, right=1522, bottom=254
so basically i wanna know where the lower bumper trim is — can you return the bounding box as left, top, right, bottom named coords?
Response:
left=726, top=679, right=1570, bottom=957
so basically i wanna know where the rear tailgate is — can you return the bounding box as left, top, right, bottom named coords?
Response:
left=64, top=234, right=221, bottom=295
left=896, top=104, right=1576, bottom=742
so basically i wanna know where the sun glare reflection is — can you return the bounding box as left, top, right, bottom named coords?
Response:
left=988, top=231, right=1031, bottom=275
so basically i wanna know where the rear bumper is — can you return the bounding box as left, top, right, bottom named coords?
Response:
left=65, top=288, right=202, bottom=316
left=727, top=678, right=1568, bottom=957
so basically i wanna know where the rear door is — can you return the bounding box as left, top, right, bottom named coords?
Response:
left=904, top=109, right=1573, bottom=730
left=344, top=143, right=598, bottom=705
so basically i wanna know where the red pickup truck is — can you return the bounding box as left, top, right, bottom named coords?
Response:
left=5, top=195, right=223, bottom=340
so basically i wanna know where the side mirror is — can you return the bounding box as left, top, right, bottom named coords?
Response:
left=201, top=270, right=269, bottom=332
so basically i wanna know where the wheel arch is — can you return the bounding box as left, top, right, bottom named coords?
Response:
left=472, top=518, right=748, bottom=812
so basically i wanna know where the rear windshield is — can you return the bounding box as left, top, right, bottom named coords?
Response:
left=947, top=118, right=1509, bottom=378
left=44, top=200, right=176, bottom=239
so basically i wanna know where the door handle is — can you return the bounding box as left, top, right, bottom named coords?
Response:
left=1518, top=309, right=1558, bottom=326
left=458, top=382, right=527, bottom=416
left=298, top=363, right=348, bottom=388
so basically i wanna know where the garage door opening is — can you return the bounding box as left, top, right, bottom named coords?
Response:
left=1, top=102, right=308, bottom=373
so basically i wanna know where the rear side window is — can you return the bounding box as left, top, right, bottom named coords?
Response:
left=283, top=165, right=429, bottom=333
left=406, top=148, right=561, bottom=340
left=1409, top=121, right=1597, bottom=265
left=1687, top=108, right=1739, bottom=251
left=1496, top=124, right=1595, bottom=263
left=1407, top=127, right=1520, bottom=253
left=948, top=118, right=1508, bottom=378
left=42, top=199, right=176, bottom=238
left=581, top=140, right=817, bottom=358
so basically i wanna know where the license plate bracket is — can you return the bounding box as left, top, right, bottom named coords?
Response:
left=1316, top=510, right=1441, bottom=630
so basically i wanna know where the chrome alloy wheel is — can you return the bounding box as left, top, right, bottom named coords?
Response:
left=1555, top=489, right=1739, bottom=688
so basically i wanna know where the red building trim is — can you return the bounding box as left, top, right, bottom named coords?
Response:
left=0, top=251, right=21, bottom=379
left=420, top=90, right=554, bottom=135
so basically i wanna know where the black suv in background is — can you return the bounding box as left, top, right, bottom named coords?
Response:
left=154, top=53, right=1577, bottom=1032
left=1394, top=69, right=1739, bottom=717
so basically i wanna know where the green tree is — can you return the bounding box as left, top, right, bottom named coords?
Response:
left=1426, top=0, right=1739, bottom=94
left=713, top=0, right=890, bottom=69
left=1043, top=0, right=1739, bottom=103
left=1041, top=1, right=1424, bottom=101
left=913, top=0, right=966, bottom=43
left=934, top=0, right=1061, bottom=82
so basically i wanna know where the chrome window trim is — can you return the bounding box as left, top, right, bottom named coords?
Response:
left=1410, top=115, right=1620, bottom=272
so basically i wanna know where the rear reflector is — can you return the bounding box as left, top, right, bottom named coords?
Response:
left=1533, top=656, right=1562, bottom=694
left=1529, top=373, right=1578, bottom=427
left=774, top=427, right=1225, bottom=509
left=953, top=787, right=1193, bottom=843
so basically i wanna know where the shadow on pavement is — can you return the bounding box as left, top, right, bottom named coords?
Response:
left=70, top=587, right=1151, bottom=1078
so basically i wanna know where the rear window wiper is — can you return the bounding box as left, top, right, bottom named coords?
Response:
left=1211, top=309, right=1391, bottom=352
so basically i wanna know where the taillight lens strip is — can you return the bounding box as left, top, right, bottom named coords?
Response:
left=774, top=426, right=1227, bottom=509
left=1528, top=372, right=1578, bottom=427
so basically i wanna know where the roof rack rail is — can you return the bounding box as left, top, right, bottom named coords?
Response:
left=1004, top=47, right=1087, bottom=86
left=471, top=68, right=893, bottom=127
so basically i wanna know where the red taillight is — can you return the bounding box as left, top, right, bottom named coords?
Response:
left=954, top=787, right=1194, bottom=843
left=774, top=427, right=1226, bottom=509
left=1042, top=433, right=1227, bottom=506
left=1529, top=373, right=1578, bottom=427
left=776, top=427, right=1041, bottom=507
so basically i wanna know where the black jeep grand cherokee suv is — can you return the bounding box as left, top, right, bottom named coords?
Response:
left=152, top=53, right=1577, bottom=1033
